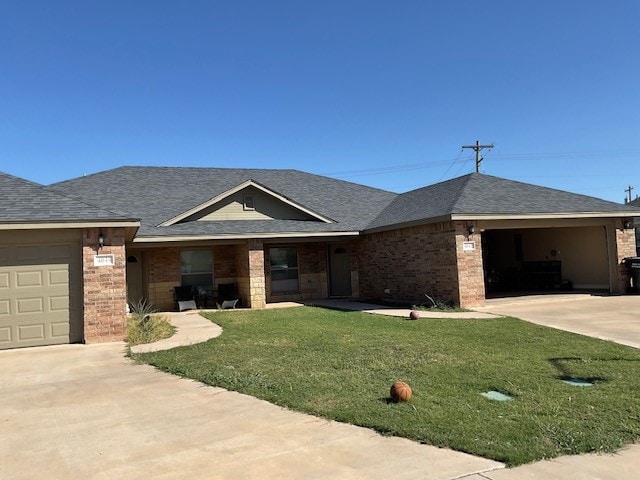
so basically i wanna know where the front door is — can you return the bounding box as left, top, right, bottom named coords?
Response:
left=126, top=254, right=144, bottom=306
left=329, top=245, right=352, bottom=297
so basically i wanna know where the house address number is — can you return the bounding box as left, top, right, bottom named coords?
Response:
left=462, top=241, right=476, bottom=252
left=94, top=254, right=115, bottom=267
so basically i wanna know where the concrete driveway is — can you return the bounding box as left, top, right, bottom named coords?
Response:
left=0, top=342, right=502, bottom=480
left=476, top=293, right=640, bottom=348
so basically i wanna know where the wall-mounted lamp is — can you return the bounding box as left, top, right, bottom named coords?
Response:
left=623, top=220, right=632, bottom=230
left=467, top=225, right=476, bottom=236
left=98, top=232, right=105, bottom=250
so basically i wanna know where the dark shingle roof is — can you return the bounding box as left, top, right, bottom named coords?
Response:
left=0, top=171, right=133, bottom=223
left=628, top=197, right=640, bottom=207
left=49, top=166, right=397, bottom=236
left=367, top=173, right=640, bottom=230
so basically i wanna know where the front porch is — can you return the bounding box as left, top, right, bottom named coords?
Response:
left=125, top=239, right=359, bottom=311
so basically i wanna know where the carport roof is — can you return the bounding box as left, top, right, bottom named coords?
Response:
left=366, top=173, right=640, bottom=231
left=0, top=171, right=137, bottom=224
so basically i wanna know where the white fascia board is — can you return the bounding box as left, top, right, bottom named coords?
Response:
left=158, top=179, right=334, bottom=226
left=133, top=231, right=360, bottom=243
left=0, top=220, right=140, bottom=230
left=451, top=212, right=635, bottom=221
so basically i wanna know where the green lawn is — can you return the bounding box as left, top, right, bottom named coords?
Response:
left=133, top=307, right=640, bottom=466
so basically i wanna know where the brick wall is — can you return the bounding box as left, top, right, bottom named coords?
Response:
left=614, top=219, right=638, bottom=293
left=358, top=222, right=483, bottom=307
left=82, top=227, right=127, bottom=342
left=146, top=246, right=180, bottom=310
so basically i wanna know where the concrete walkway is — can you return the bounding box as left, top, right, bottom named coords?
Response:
left=0, top=342, right=503, bottom=480
left=130, top=310, right=222, bottom=354
left=308, top=298, right=501, bottom=319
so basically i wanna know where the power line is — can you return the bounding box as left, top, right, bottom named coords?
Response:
left=436, top=148, right=465, bottom=182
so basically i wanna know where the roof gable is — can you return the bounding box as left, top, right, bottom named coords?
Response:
left=159, top=180, right=334, bottom=226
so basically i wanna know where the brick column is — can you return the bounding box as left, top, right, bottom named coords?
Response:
left=454, top=221, right=486, bottom=307
left=82, top=227, right=127, bottom=342
left=248, top=239, right=266, bottom=308
left=612, top=220, right=637, bottom=293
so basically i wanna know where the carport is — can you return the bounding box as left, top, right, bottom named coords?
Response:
left=481, top=219, right=613, bottom=295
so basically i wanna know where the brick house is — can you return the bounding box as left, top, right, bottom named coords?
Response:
left=1, top=166, right=638, bottom=349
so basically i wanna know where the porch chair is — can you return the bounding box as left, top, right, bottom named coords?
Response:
left=216, top=283, right=239, bottom=309
left=174, top=286, right=197, bottom=312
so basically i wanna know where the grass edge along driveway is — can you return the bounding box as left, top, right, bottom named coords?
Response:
left=133, top=306, right=640, bottom=466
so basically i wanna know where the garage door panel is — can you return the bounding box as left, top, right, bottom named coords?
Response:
left=49, top=268, right=69, bottom=285
left=50, top=322, right=69, bottom=338
left=16, top=270, right=43, bottom=288
left=0, top=327, right=10, bottom=343
left=18, top=323, right=45, bottom=341
left=0, top=240, right=81, bottom=349
left=49, top=295, right=69, bottom=311
left=16, top=297, right=44, bottom=314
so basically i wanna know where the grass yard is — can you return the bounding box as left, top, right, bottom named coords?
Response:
left=133, top=307, right=640, bottom=466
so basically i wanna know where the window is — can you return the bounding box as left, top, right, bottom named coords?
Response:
left=180, top=250, right=213, bottom=291
left=269, top=246, right=299, bottom=293
left=243, top=194, right=255, bottom=211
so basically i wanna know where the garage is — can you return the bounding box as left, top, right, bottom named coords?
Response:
left=482, top=225, right=611, bottom=296
left=0, top=231, right=82, bottom=349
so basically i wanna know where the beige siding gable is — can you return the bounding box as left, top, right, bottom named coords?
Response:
left=182, top=186, right=318, bottom=222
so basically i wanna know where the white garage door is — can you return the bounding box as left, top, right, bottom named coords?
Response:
left=0, top=237, right=82, bottom=349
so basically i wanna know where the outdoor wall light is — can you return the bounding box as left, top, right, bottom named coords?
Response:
left=623, top=220, right=632, bottom=230
left=98, top=232, right=105, bottom=249
left=468, top=226, right=476, bottom=236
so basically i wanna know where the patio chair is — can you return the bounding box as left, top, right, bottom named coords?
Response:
left=174, top=286, right=197, bottom=312
left=216, top=283, right=239, bottom=309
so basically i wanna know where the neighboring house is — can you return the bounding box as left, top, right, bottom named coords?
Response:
left=628, top=197, right=640, bottom=255
left=1, top=166, right=638, bottom=349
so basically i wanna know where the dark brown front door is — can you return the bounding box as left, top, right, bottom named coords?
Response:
left=329, top=245, right=351, bottom=297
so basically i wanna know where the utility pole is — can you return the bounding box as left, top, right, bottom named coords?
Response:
left=462, top=140, right=494, bottom=173
left=625, top=185, right=634, bottom=203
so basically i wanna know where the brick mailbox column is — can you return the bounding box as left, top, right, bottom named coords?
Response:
left=454, top=221, right=486, bottom=307
left=82, top=227, right=128, bottom=342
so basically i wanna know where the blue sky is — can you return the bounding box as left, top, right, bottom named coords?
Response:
left=1, top=1, right=639, bottom=202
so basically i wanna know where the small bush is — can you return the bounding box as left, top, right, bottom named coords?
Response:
left=126, top=299, right=175, bottom=345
